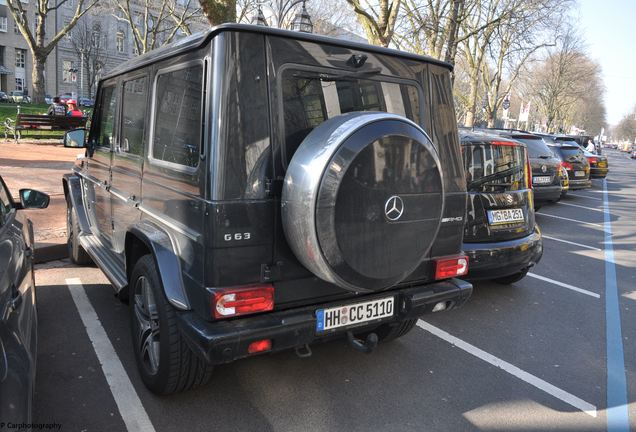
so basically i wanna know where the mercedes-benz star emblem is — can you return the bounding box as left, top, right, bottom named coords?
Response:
left=384, top=195, right=405, bottom=221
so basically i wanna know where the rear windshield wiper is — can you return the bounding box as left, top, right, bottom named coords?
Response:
left=292, top=68, right=382, bottom=82
left=468, top=165, right=523, bottom=190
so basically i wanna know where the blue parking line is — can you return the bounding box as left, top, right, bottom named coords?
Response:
left=603, top=179, right=630, bottom=431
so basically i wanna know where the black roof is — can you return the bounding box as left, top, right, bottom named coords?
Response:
left=458, top=129, right=526, bottom=146
left=104, top=23, right=453, bottom=80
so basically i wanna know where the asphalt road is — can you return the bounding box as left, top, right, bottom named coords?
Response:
left=32, top=149, right=636, bottom=432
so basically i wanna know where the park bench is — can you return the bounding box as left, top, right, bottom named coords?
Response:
left=4, top=114, right=87, bottom=143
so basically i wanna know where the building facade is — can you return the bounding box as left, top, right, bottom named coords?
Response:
left=0, top=0, right=207, bottom=99
left=0, top=0, right=57, bottom=96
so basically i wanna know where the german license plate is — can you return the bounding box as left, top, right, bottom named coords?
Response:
left=533, top=176, right=551, bottom=185
left=316, top=297, right=395, bottom=332
left=574, top=170, right=585, bottom=177
left=487, top=208, right=524, bottom=225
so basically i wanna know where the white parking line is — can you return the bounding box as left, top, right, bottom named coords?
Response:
left=541, top=235, right=602, bottom=251
left=66, top=278, right=156, bottom=432
left=568, top=193, right=603, bottom=201
left=556, top=201, right=604, bottom=213
left=417, top=320, right=598, bottom=418
left=527, top=273, right=601, bottom=299
left=535, top=213, right=603, bottom=227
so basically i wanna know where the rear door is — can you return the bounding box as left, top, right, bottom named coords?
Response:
left=110, top=74, right=149, bottom=253
left=462, top=138, right=534, bottom=243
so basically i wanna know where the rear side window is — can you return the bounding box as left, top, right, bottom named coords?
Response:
left=281, top=69, right=421, bottom=165
left=94, top=85, right=117, bottom=149
left=120, top=76, right=148, bottom=157
left=462, top=142, right=527, bottom=193
left=151, top=64, right=203, bottom=169
left=0, top=181, right=13, bottom=225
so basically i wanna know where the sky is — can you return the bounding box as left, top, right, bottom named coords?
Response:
left=578, top=0, right=636, bottom=126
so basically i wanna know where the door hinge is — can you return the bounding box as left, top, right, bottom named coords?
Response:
left=265, top=178, right=283, bottom=197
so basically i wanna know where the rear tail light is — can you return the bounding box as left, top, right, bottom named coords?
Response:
left=490, top=140, right=516, bottom=146
left=248, top=339, right=272, bottom=354
left=587, top=157, right=597, bottom=165
left=435, top=255, right=469, bottom=280
left=562, top=161, right=573, bottom=170
left=212, top=284, right=274, bottom=319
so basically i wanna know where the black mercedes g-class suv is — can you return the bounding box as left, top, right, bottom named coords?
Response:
left=62, top=24, right=472, bottom=394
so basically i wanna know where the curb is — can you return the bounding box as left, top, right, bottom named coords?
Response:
left=34, top=242, right=68, bottom=264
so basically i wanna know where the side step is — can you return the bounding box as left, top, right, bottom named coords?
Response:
left=79, top=234, right=127, bottom=291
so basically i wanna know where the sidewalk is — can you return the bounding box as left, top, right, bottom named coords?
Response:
left=0, top=139, right=82, bottom=262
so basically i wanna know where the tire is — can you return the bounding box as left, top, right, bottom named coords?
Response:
left=493, top=268, right=529, bottom=285
left=66, top=200, right=91, bottom=265
left=130, top=255, right=213, bottom=395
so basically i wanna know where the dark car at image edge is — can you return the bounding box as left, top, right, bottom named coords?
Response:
left=0, top=176, right=50, bottom=423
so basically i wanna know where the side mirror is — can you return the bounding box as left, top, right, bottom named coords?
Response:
left=64, top=128, right=86, bottom=148
left=19, top=189, right=50, bottom=209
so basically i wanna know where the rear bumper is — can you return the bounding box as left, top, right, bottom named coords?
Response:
left=533, top=185, right=562, bottom=202
left=462, top=228, right=543, bottom=280
left=176, top=278, right=473, bottom=365
left=590, top=167, right=608, bottom=178
left=568, top=178, right=592, bottom=189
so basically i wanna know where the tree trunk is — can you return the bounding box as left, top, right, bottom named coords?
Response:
left=487, top=111, right=496, bottom=128
left=199, top=0, right=236, bottom=26
left=464, top=77, right=479, bottom=127
left=31, top=52, right=47, bottom=105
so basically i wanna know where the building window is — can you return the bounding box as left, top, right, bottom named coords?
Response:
left=15, top=78, right=24, bottom=91
left=63, top=60, right=75, bottom=83
left=0, top=16, right=8, bottom=33
left=0, top=46, right=4, bottom=66
left=15, top=49, right=26, bottom=68
left=116, top=31, right=125, bottom=53
left=14, top=18, right=20, bottom=34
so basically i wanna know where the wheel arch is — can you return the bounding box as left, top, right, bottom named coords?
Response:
left=125, top=222, right=191, bottom=311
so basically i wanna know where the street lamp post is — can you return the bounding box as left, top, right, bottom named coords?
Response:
left=290, top=1, right=313, bottom=33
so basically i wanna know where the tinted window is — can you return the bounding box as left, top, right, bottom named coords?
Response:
left=95, top=85, right=117, bottom=149
left=558, top=146, right=583, bottom=159
left=281, top=69, right=420, bottom=164
left=152, top=65, right=203, bottom=168
left=462, top=142, right=527, bottom=192
left=515, top=137, right=553, bottom=158
left=121, top=76, right=148, bottom=156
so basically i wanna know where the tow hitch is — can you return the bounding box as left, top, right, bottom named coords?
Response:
left=346, top=331, right=378, bottom=354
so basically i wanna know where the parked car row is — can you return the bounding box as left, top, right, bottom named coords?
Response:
left=0, top=91, right=32, bottom=104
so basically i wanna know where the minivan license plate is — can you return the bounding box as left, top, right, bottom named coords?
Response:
left=574, top=170, right=585, bottom=177
left=316, top=297, right=394, bottom=332
left=487, top=208, right=524, bottom=225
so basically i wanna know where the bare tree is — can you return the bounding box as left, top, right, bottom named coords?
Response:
left=112, top=0, right=205, bottom=55
left=525, top=31, right=599, bottom=132
left=5, top=0, right=99, bottom=103
left=199, top=0, right=236, bottom=24
left=480, top=0, right=567, bottom=127
left=70, top=17, right=110, bottom=98
left=345, top=0, right=402, bottom=47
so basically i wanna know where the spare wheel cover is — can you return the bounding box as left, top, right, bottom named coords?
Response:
left=282, top=112, right=444, bottom=293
